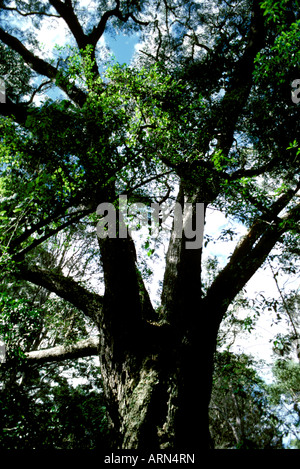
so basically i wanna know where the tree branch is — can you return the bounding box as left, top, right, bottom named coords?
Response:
left=24, top=79, right=53, bottom=105
left=0, top=28, right=86, bottom=106
left=229, top=160, right=277, bottom=181
left=161, top=183, right=204, bottom=326
left=12, top=208, right=93, bottom=261
left=88, top=1, right=149, bottom=46
left=19, top=265, right=103, bottom=324
left=25, top=336, right=99, bottom=364
left=0, top=6, right=60, bottom=17
left=48, top=0, right=88, bottom=50
left=214, top=0, right=265, bottom=157
left=8, top=201, right=78, bottom=251
left=204, top=185, right=300, bottom=328
left=89, top=4, right=124, bottom=45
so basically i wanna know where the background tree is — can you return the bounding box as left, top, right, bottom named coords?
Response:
left=0, top=229, right=109, bottom=449
left=269, top=358, right=300, bottom=448
left=0, top=0, right=299, bottom=450
left=209, top=351, right=284, bottom=449
left=266, top=287, right=300, bottom=448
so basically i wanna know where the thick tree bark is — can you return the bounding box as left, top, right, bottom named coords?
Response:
left=93, top=181, right=215, bottom=450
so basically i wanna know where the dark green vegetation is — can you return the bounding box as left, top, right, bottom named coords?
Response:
left=0, top=0, right=299, bottom=450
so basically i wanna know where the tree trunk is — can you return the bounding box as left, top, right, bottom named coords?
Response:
left=98, top=314, right=216, bottom=450
left=96, top=183, right=215, bottom=450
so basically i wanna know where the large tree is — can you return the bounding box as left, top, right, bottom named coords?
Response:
left=0, top=0, right=299, bottom=450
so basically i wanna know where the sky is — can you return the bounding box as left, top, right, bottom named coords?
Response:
left=105, top=33, right=139, bottom=64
